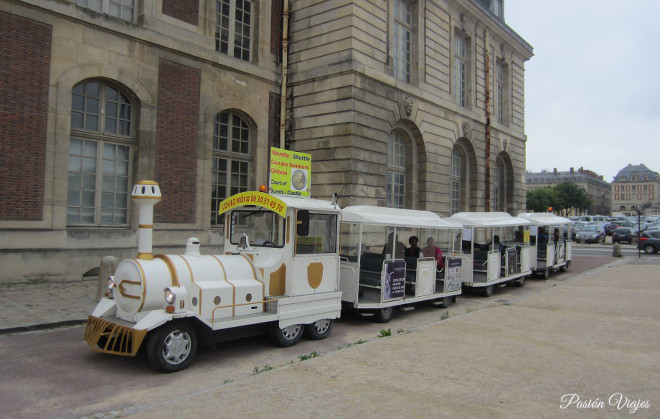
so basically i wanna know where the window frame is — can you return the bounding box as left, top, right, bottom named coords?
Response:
left=215, top=0, right=254, bottom=62
left=451, top=146, right=466, bottom=214
left=453, top=31, right=470, bottom=108
left=67, top=79, right=135, bottom=227
left=76, top=0, right=136, bottom=22
left=387, top=131, right=407, bottom=209
left=392, top=0, right=412, bottom=83
left=211, top=110, right=253, bottom=227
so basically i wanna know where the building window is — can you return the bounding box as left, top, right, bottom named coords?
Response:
left=453, top=31, right=469, bottom=107
left=77, top=0, right=135, bottom=21
left=451, top=146, right=466, bottom=214
left=650, top=193, right=654, bottom=200
left=215, top=0, right=253, bottom=61
left=211, top=111, right=251, bottom=226
left=495, top=60, right=507, bottom=124
left=614, top=185, right=619, bottom=192
left=68, top=80, right=133, bottom=225
left=387, top=132, right=406, bottom=208
left=393, top=0, right=412, bottom=83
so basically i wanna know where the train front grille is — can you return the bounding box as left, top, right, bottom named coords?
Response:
left=84, top=316, right=147, bottom=357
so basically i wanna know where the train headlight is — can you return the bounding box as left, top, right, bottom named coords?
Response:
left=106, top=276, right=115, bottom=299
left=164, top=288, right=176, bottom=305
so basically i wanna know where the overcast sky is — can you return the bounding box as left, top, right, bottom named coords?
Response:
left=505, top=0, right=660, bottom=182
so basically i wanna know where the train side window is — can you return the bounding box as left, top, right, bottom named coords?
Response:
left=296, top=213, right=338, bottom=255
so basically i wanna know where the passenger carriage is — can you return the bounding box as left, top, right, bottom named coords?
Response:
left=449, top=212, right=532, bottom=297
left=338, top=206, right=465, bottom=322
left=518, top=213, right=573, bottom=278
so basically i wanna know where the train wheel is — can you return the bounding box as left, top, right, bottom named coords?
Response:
left=542, top=267, right=550, bottom=279
left=439, top=296, right=452, bottom=308
left=483, top=285, right=494, bottom=297
left=373, top=306, right=394, bottom=323
left=304, top=319, right=333, bottom=340
left=146, top=321, right=197, bottom=373
left=269, top=323, right=303, bottom=347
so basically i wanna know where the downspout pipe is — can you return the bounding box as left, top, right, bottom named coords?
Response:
left=279, top=0, right=290, bottom=150
left=484, top=29, right=491, bottom=212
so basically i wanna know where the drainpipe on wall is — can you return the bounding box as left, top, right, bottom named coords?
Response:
left=484, top=29, right=491, bottom=212
left=279, top=0, right=290, bottom=150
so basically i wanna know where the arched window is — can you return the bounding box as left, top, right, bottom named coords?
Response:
left=68, top=80, right=134, bottom=225
left=451, top=146, right=467, bottom=214
left=211, top=111, right=252, bottom=226
left=387, top=132, right=406, bottom=208
left=493, top=156, right=507, bottom=212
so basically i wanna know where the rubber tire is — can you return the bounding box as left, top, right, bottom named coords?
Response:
left=146, top=321, right=197, bottom=373
left=644, top=244, right=656, bottom=254
left=483, top=285, right=494, bottom=297
left=268, top=323, right=304, bottom=347
left=439, top=296, right=452, bottom=308
left=541, top=267, right=550, bottom=280
left=373, top=306, right=394, bottom=323
left=304, top=319, right=333, bottom=340
left=514, top=276, right=525, bottom=287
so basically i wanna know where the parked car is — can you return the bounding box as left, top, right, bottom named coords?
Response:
left=571, top=222, right=586, bottom=241
left=605, top=221, right=623, bottom=236
left=575, top=224, right=605, bottom=243
left=612, top=227, right=634, bottom=244
left=637, top=230, right=660, bottom=254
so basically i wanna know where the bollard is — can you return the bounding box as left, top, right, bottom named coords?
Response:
left=612, top=243, right=622, bottom=257
left=97, top=256, right=118, bottom=300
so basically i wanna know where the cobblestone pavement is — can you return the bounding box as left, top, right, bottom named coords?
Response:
left=0, top=279, right=98, bottom=333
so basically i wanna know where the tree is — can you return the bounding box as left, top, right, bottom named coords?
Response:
left=553, top=182, right=592, bottom=215
left=526, top=187, right=557, bottom=213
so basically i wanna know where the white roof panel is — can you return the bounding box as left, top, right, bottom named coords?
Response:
left=342, top=206, right=463, bottom=228
left=277, top=195, right=340, bottom=212
left=450, top=212, right=531, bottom=227
left=517, top=213, right=573, bottom=226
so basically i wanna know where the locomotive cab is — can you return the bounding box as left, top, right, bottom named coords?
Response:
left=84, top=184, right=342, bottom=372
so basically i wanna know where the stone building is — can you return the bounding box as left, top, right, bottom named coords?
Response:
left=611, top=164, right=660, bottom=216
left=0, top=0, right=532, bottom=282
left=525, top=168, right=611, bottom=216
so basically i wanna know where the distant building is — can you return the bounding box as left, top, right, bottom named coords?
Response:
left=525, top=167, right=611, bottom=215
left=611, top=164, right=660, bottom=216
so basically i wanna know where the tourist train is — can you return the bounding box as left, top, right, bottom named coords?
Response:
left=84, top=181, right=571, bottom=372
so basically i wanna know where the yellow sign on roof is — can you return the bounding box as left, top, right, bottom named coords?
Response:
left=218, top=191, right=287, bottom=218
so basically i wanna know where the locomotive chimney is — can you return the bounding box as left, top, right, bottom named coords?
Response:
left=131, top=180, right=161, bottom=260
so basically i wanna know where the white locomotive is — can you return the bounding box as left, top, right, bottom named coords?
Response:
left=85, top=181, right=342, bottom=372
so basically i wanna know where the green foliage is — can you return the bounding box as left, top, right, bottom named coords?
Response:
left=526, top=182, right=592, bottom=215
left=298, top=351, right=319, bottom=361
left=397, top=328, right=405, bottom=334
left=252, top=364, right=273, bottom=375
left=378, top=328, right=392, bottom=338
left=441, top=311, right=450, bottom=320
left=526, top=187, right=557, bottom=212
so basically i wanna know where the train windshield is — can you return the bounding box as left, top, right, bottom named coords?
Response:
left=230, top=209, right=286, bottom=247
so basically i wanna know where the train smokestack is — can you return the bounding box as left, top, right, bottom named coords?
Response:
left=131, top=180, right=161, bottom=260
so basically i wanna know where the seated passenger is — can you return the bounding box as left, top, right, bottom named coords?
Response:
left=405, top=236, right=421, bottom=258
left=383, top=232, right=407, bottom=259
left=422, top=237, right=444, bottom=270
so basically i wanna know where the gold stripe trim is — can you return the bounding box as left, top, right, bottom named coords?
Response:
left=154, top=254, right=180, bottom=287
left=132, top=195, right=162, bottom=200
left=132, top=259, right=148, bottom=312
left=211, top=299, right=277, bottom=324
left=138, top=224, right=153, bottom=229
left=210, top=255, right=236, bottom=317
left=177, top=255, right=200, bottom=316
left=135, top=180, right=158, bottom=185
left=137, top=252, right=154, bottom=260
left=240, top=254, right=265, bottom=310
